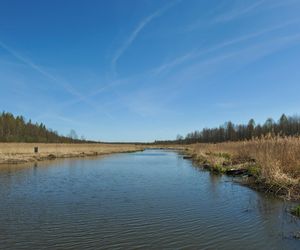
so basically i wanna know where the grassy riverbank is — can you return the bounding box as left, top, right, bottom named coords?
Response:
left=2, top=139, right=300, bottom=200
left=179, top=137, right=300, bottom=200
left=0, top=143, right=145, bottom=164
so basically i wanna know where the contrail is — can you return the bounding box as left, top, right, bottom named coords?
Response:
left=111, top=0, right=181, bottom=75
left=0, top=40, right=113, bottom=118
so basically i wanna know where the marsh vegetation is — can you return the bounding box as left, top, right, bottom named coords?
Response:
left=182, top=136, right=300, bottom=200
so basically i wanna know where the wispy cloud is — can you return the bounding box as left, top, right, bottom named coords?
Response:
left=214, top=0, right=265, bottom=23
left=0, top=40, right=113, bottom=118
left=117, top=83, right=180, bottom=118
left=153, top=19, right=300, bottom=75
left=186, top=0, right=299, bottom=32
left=111, top=0, right=181, bottom=75
left=166, top=32, right=300, bottom=87
left=92, top=20, right=300, bottom=118
left=0, top=40, right=84, bottom=98
left=266, top=0, right=300, bottom=9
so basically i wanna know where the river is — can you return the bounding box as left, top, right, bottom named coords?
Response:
left=0, top=149, right=299, bottom=249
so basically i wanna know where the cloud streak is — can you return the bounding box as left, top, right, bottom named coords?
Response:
left=0, top=40, right=83, bottom=98
left=0, top=40, right=113, bottom=118
left=153, top=19, right=300, bottom=75
left=111, top=0, right=181, bottom=75
left=186, top=0, right=298, bottom=32
left=165, top=32, right=300, bottom=88
left=214, top=0, right=266, bottom=23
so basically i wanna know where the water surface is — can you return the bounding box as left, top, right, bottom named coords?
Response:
left=0, top=150, right=299, bottom=249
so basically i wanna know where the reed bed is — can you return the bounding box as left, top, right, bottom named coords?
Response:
left=185, top=137, right=300, bottom=199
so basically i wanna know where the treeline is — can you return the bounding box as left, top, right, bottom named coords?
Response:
left=156, top=114, right=300, bottom=144
left=0, top=112, right=93, bottom=143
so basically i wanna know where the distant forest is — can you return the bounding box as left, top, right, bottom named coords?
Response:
left=0, top=112, right=92, bottom=143
left=2, top=111, right=300, bottom=144
left=156, top=114, right=300, bottom=144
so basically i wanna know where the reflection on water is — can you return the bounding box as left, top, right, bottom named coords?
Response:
left=0, top=150, right=299, bottom=249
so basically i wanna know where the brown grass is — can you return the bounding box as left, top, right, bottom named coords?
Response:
left=182, top=137, right=300, bottom=199
left=0, top=143, right=144, bottom=164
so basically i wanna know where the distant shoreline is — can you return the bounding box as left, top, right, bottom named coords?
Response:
left=0, top=142, right=145, bottom=165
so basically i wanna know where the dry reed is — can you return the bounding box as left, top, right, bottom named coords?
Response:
left=184, top=136, right=300, bottom=199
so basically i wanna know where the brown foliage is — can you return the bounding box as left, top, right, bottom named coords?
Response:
left=186, top=136, right=300, bottom=198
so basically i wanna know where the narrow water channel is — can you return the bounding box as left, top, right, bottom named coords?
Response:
left=0, top=150, right=299, bottom=249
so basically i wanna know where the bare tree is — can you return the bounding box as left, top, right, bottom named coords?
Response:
left=68, top=129, right=78, bottom=140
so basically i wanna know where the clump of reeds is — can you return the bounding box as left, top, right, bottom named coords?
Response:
left=186, top=136, right=300, bottom=199
left=239, top=136, right=300, bottom=185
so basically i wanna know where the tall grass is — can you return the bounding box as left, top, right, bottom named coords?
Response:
left=186, top=136, right=300, bottom=198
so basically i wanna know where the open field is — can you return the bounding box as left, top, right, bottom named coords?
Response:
left=178, top=137, right=300, bottom=200
left=0, top=143, right=145, bottom=164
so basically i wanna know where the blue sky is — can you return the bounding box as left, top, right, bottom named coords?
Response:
left=1, top=0, right=300, bottom=142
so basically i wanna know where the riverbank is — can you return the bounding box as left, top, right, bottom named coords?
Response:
left=2, top=140, right=299, bottom=200
left=0, top=143, right=145, bottom=164
left=175, top=137, right=300, bottom=201
left=1, top=149, right=297, bottom=249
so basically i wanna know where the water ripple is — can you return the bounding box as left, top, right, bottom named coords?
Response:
left=0, top=150, right=299, bottom=249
